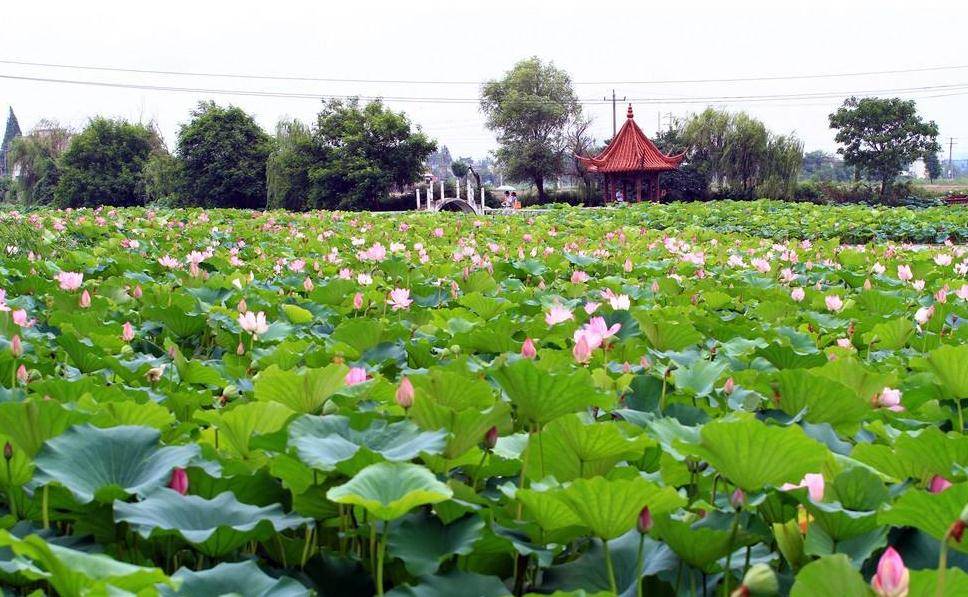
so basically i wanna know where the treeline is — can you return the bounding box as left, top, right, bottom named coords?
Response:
left=2, top=99, right=435, bottom=210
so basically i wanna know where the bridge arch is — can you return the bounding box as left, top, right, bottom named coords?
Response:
left=433, top=198, right=481, bottom=215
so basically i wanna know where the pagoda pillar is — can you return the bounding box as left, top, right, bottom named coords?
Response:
left=635, top=176, right=642, bottom=202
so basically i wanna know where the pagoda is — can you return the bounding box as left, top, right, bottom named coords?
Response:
left=578, top=104, right=685, bottom=203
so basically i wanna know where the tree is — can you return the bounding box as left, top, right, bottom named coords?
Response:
left=924, top=151, right=942, bottom=181
left=450, top=160, right=469, bottom=182
left=54, top=118, right=152, bottom=207
left=266, top=119, right=315, bottom=211
left=481, top=57, right=581, bottom=202
left=565, top=114, right=597, bottom=202
left=1, top=108, right=22, bottom=178
left=6, top=121, right=72, bottom=205
left=305, top=98, right=436, bottom=210
left=801, top=150, right=853, bottom=182
left=829, top=97, right=940, bottom=198
left=177, top=102, right=272, bottom=208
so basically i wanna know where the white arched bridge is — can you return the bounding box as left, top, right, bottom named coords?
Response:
left=415, top=180, right=485, bottom=215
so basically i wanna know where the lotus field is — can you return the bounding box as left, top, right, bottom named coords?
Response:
left=3, top=200, right=968, bottom=597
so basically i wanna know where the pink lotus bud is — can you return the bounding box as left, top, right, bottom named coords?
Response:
left=637, top=506, right=653, bottom=534
left=863, top=278, right=872, bottom=290
left=168, top=468, right=189, bottom=495
left=3, top=441, right=11, bottom=461
left=651, top=281, right=660, bottom=294
left=12, top=309, right=28, bottom=327
left=395, top=377, right=414, bottom=409
left=871, top=547, right=908, bottom=597
left=723, top=377, right=735, bottom=395
left=303, top=277, right=314, bottom=292
left=929, top=475, right=952, bottom=493
left=10, top=334, right=22, bottom=357
left=730, top=488, right=746, bottom=510
left=122, top=322, right=135, bottom=342
left=79, top=290, right=91, bottom=308
left=344, top=367, right=367, bottom=386
left=624, top=258, right=633, bottom=273
left=572, top=335, right=592, bottom=364
left=483, top=426, right=499, bottom=450
left=521, top=338, right=537, bottom=359
left=353, top=292, right=364, bottom=310
left=622, top=361, right=632, bottom=373
left=237, top=298, right=247, bottom=313
left=132, top=284, right=143, bottom=299
left=640, top=355, right=651, bottom=369
left=790, top=287, right=805, bottom=302
left=236, top=341, right=245, bottom=356
left=16, top=364, right=28, bottom=383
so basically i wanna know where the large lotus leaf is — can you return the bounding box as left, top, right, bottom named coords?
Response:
left=651, top=514, right=759, bottom=572
left=811, top=358, right=896, bottom=403
left=114, top=488, right=312, bottom=556
left=775, top=369, right=869, bottom=431
left=459, top=292, right=514, bottom=320
left=789, top=554, right=871, bottom=597
left=329, top=319, right=386, bottom=358
left=288, top=415, right=447, bottom=473
left=852, top=428, right=968, bottom=482
left=160, top=561, right=311, bottom=596
left=908, top=568, right=968, bottom=597
left=861, top=317, right=915, bottom=351
left=542, top=530, right=677, bottom=596
left=635, top=315, right=702, bottom=351
left=33, top=424, right=200, bottom=503
left=0, top=400, right=89, bottom=456
left=253, top=364, right=349, bottom=413
left=679, top=415, right=828, bottom=491
left=88, top=398, right=175, bottom=430
left=0, top=530, right=173, bottom=595
left=490, top=359, right=614, bottom=426
left=923, top=344, right=968, bottom=398
left=409, top=368, right=495, bottom=412
left=557, top=476, right=685, bottom=540
left=386, top=570, right=510, bottom=597
left=672, top=359, right=728, bottom=397
left=195, top=401, right=296, bottom=459
left=143, top=305, right=207, bottom=339
left=326, top=462, right=453, bottom=521
left=516, top=488, right=584, bottom=532
left=387, top=511, right=484, bottom=576
left=879, top=482, right=968, bottom=553
left=532, top=414, right=652, bottom=481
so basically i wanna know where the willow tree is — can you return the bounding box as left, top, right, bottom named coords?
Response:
left=7, top=121, right=73, bottom=206
left=481, top=57, right=580, bottom=203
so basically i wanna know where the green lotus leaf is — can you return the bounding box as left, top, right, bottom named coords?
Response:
left=0, top=530, right=173, bottom=595
left=114, top=488, right=312, bottom=556
left=775, top=369, right=869, bottom=431
left=459, top=292, right=514, bottom=320
left=532, top=414, right=652, bottom=481
left=195, top=401, right=296, bottom=459
left=387, top=511, right=484, bottom=576
left=326, top=462, right=453, bottom=520
left=651, top=514, right=759, bottom=571
left=160, top=560, right=311, bottom=596
left=861, top=317, right=915, bottom=350
left=924, top=344, right=968, bottom=398
left=33, top=424, right=200, bottom=503
left=635, top=315, right=702, bottom=351
left=879, top=482, right=968, bottom=553
left=288, top=415, right=447, bottom=473
left=386, top=570, right=510, bottom=597
left=516, top=487, right=584, bottom=532
left=490, top=359, right=614, bottom=426
left=673, top=359, right=728, bottom=397
left=789, top=554, right=871, bottom=597
left=680, top=415, right=828, bottom=491
left=253, top=363, right=348, bottom=413
left=557, top=476, right=685, bottom=540
left=0, top=400, right=89, bottom=456
left=812, top=358, right=896, bottom=403
left=908, top=567, right=968, bottom=597
left=281, top=303, right=314, bottom=324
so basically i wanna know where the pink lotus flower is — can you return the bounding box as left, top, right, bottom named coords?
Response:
left=912, top=279, right=925, bottom=292
left=897, top=264, right=913, bottom=281
left=914, top=305, right=934, bottom=326
left=303, top=277, right=314, bottom=292
left=345, top=367, right=368, bottom=386
left=238, top=311, right=270, bottom=336
left=55, top=271, right=84, bottom=291
left=570, top=271, right=590, bottom=284
left=433, top=228, right=444, bottom=238
left=825, top=295, right=843, bottom=312
left=722, top=378, right=735, bottom=395
left=158, top=255, right=181, bottom=269
left=871, top=547, right=908, bottom=597
left=395, top=377, right=415, bottom=408
left=79, top=290, right=91, bottom=308
left=609, top=294, right=631, bottom=310
left=387, top=288, right=412, bottom=311
left=874, top=387, right=904, bottom=412
left=836, top=338, right=852, bottom=348
left=872, top=262, right=886, bottom=275
left=790, top=287, right=805, bottom=302
left=521, top=338, right=537, bottom=359
left=935, top=253, right=953, bottom=266
left=12, top=309, right=29, bottom=327
left=584, top=302, right=600, bottom=315
left=572, top=335, right=592, bottom=364
left=781, top=473, right=825, bottom=502
left=545, top=305, right=574, bottom=326
left=122, top=322, right=135, bottom=342
left=929, top=475, right=952, bottom=493
left=573, top=317, right=621, bottom=350
left=169, top=468, right=189, bottom=495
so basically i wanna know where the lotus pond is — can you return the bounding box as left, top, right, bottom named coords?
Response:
left=0, top=201, right=967, bottom=596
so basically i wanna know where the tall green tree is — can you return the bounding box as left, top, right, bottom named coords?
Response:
left=177, top=102, right=272, bottom=208
left=924, top=151, right=942, bottom=181
left=6, top=121, right=72, bottom=205
left=481, top=57, right=581, bottom=202
left=829, top=97, right=940, bottom=198
left=54, top=118, right=152, bottom=207
left=266, top=119, right=315, bottom=211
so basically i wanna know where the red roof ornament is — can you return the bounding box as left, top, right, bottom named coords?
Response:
left=577, top=104, right=685, bottom=173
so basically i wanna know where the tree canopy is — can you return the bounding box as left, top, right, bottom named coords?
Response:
left=54, top=117, right=153, bottom=207
left=6, top=121, right=72, bottom=206
left=177, top=102, right=273, bottom=209
left=829, top=97, right=939, bottom=197
left=481, top=57, right=581, bottom=202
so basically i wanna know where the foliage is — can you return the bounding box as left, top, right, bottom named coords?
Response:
left=481, top=57, right=581, bottom=202
left=5, top=122, right=72, bottom=206
left=177, top=102, right=273, bottom=209
left=53, top=117, right=154, bottom=207
left=829, top=96, right=940, bottom=198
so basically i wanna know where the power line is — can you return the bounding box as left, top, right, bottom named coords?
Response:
left=3, top=58, right=968, bottom=86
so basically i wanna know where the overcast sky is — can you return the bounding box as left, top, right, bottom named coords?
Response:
left=3, top=0, right=968, bottom=159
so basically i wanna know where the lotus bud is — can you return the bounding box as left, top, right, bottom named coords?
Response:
left=624, top=258, right=633, bottom=273
left=3, top=441, right=11, bottom=461
left=949, top=504, right=968, bottom=543
left=871, top=547, right=908, bottom=597
left=16, top=364, right=28, bottom=384
left=167, top=345, right=177, bottom=360
left=303, top=277, right=314, bottom=292
left=145, top=365, right=165, bottom=384
left=10, top=334, right=22, bottom=357
left=236, top=341, right=245, bottom=355
left=122, top=322, right=135, bottom=342
left=521, top=338, right=537, bottom=359
left=353, top=292, right=364, bottom=310
left=483, top=426, right=498, bottom=450
left=622, top=361, right=632, bottom=373
left=395, top=377, right=415, bottom=409
left=132, top=284, right=143, bottom=299
left=222, top=384, right=239, bottom=399
left=731, top=563, right=778, bottom=596
left=723, top=377, right=735, bottom=395
left=168, top=468, right=189, bottom=495
left=731, top=488, right=746, bottom=510
left=928, top=475, right=952, bottom=493
left=640, top=355, right=651, bottom=369
left=651, top=280, right=660, bottom=294
left=79, top=290, right=91, bottom=308
left=572, top=335, right=591, bottom=364
left=637, top=506, right=653, bottom=534
left=863, top=278, right=872, bottom=291
left=237, top=298, right=247, bottom=313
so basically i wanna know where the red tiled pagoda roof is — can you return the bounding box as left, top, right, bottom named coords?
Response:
left=578, top=104, right=686, bottom=173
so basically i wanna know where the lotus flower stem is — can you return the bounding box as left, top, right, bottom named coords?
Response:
left=635, top=532, right=646, bottom=597
left=722, top=509, right=742, bottom=596
left=376, top=524, right=390, bottom=596
left=300, top=525, right=313, bottom=569
left=603, top=539, right=617, bottom=594
left=41, top=485, right=49, bottom=529
left=936, top=528, right=952, bottom=597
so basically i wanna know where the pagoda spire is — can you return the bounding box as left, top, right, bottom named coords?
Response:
left=1, top=107, right=23, bottom=178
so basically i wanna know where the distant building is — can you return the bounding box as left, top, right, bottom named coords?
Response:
left=0, top=107, right=23, bottom=177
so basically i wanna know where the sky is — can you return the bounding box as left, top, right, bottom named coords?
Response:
left=3, top=0, right=968, bottom=160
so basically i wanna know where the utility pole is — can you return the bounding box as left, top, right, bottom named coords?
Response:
left=949, top=137, right=957, bottom=179
left=604, top=89, right=626, bottom=139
